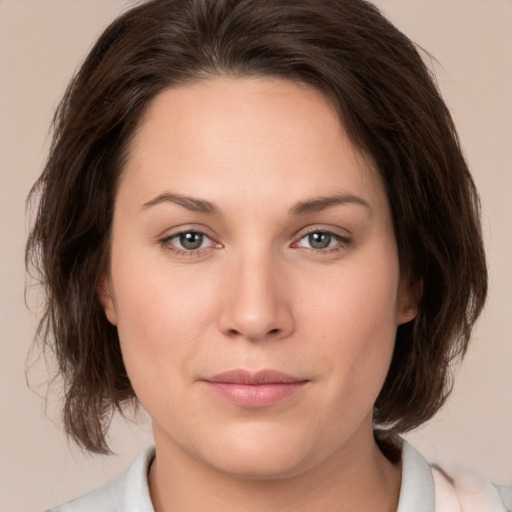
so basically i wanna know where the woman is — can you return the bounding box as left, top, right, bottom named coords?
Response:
left=25, top=0, right=510, bottom=510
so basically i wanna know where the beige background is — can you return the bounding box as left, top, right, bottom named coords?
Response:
left=1, top=0, right=511, bottom=510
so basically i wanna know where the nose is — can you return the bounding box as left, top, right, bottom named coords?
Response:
left=217, top=252, right=294, bottom=342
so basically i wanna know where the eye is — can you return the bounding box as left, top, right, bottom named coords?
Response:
left=294, top=230, right=349, bottom=251
left=163, top=230, right=217, bottom=253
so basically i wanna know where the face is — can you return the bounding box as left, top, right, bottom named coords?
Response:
left=100, top=77, right=417, bottom=479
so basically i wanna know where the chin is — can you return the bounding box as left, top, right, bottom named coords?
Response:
left=213, top=450, right=310, bottom=481
left=197, top=423, right=322, bottom=480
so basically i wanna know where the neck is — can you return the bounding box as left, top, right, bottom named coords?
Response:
left=148, top=426, right=401, bottom=512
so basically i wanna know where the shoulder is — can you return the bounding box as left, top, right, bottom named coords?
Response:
left=42, top=446, right=156, bottom=512
left=397, top=437, right=511, bottom=512
left=432, top=463, right=512, bottom=512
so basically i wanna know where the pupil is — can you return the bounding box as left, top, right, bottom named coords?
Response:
left=309, top=232, right=331, bottom=249
left=180, top=232, right=203, bottom=250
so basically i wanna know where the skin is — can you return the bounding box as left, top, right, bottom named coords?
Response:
left=99, top=76, right=418, bottom=512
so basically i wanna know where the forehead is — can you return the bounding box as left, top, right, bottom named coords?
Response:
left=121, top=76, right=384, bottom=211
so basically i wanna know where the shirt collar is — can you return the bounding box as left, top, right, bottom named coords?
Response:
left=119, top=445, right=156, bottom=511
left=397, top=438, right=436, bottom=512
left=121, top=439, right=435, bottom=512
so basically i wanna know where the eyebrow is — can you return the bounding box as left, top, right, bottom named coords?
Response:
left=289, top=193, right=371, bottom=216
left=141, top=191, right=370, bottom=216
left=141, top=192, right=219, bottom=214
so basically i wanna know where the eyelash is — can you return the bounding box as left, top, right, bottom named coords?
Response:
left=293, top=229, right=351, bottom=254
left=161, top=228, right=351, bottom=257
left=161, top=230, right=220, bottom=257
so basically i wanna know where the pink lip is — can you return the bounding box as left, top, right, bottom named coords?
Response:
left=202, top=369, right=308, bottom=407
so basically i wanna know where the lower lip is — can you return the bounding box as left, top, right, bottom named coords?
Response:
left=203, top=381, right=307, bottom=407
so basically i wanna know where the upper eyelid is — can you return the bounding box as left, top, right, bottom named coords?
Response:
left=299, top=230, right=348, bottom=241
left=159, top=224, right=218, bottom=240
left=165, top=228, right=212, bottom=239
left=295, top=231, right=350, bottom=245
left=291, top=226, right=353, bottom=250
left=159, top=228, right=220, bottom=253
left=158, top=224, right=351, bottom=246
left=161, top=231, right=220, bottom=256
left=166, top=231, right=212, bottom=243
left=164, top=231, right=217, bottom=246
left=293, top=224, right=352, bottom=240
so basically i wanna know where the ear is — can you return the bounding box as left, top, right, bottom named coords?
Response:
left=97, top=273, right=118, bottom=326
left=396, top=276, right=422, bottom=325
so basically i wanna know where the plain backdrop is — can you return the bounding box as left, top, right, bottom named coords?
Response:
left=1, top=1, right=511, bottom=510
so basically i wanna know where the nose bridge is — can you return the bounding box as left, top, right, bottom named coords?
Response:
left=219, top=243, right=293, bottom=341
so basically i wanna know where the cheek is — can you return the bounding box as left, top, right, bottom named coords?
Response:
left=110, top=253, right=221, bottom=401
left=303, top=257, right=400, bottom=336
left=299, top=253, right=400, bottom=391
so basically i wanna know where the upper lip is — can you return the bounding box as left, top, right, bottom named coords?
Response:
left=205, top=369, right=307, bottom=385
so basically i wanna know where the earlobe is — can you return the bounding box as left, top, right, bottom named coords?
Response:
left=397, top=277, right=422, bottom=326
left=97, top=273, right=118, bottom=326
left=397, top=305, right=418, bottom=325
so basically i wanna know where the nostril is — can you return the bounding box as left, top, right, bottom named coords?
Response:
left=226, top=327, right=281, bottom=339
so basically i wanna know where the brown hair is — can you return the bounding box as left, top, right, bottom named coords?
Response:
left=26, top=0, right=487, bottom=454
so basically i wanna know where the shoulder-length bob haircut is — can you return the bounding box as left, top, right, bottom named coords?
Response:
left=26, top=0, right=487, bottom=454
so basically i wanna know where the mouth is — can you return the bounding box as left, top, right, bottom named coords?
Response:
left=202, top=369, right=309, bottom=407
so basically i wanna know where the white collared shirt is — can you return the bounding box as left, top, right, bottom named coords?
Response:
left=44, top=439, right=511, bottom=512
